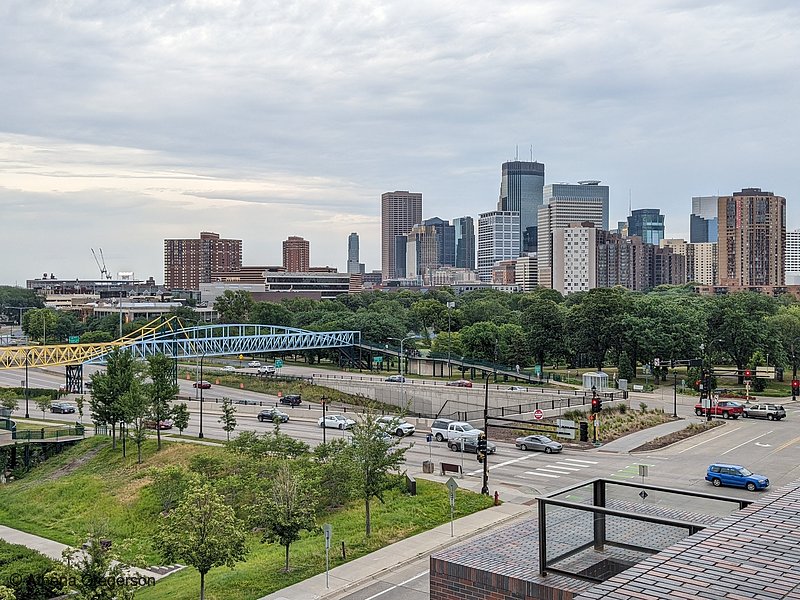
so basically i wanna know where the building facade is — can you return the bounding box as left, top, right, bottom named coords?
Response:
left=786, top=229, right=800, bottom=285
left=453, top=216, right=476, bottom=270
left=688, top=242, right=718, bottom=285
left=537, top=182, right=608, bottom=289
left=628, top=208, right=665, bottom=245
left=718, top=188, right=786, bottom=286
left=596, top=232, right=648, bottom=291
left=346, top=233, right=364, bottom=275
left=422, top=217, right=456, bottom=267
left=551, top=223, right=597, bottom=295
left=498, top=160, right=545, bottom=253
left=690, top=195, right=719, bottom=244
left=515, top=255, right=538, bottom=292
left=282, top=236, right=310, bottom=272
left=477, top=211, right=520, bottom=282
left=381, top=190, right=423, bottom=280
left=406, top=223, right=440, bottom=282
left=164, top=231, right=242, bottom=290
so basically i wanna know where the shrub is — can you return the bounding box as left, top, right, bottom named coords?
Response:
left=639, top=402, right=648, bottom=412
left=0, top=540, right=59, bottom=600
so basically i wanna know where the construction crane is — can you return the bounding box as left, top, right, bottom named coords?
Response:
left=91, top=248, right=112, bottom=280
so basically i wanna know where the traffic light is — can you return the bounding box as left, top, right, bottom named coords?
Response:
left=476, top=433, right=487, bottom=462
left=792, top=380, right=799, bottom=397
left=579, top=421, right=589, bottom=442
left=744, top=369, right=752, bottom=380
left=591, top=396, right=601, bottom=414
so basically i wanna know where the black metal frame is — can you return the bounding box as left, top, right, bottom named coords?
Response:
left=65, top=364, right=83, bottom=393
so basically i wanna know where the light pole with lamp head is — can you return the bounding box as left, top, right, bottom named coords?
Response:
left=198, top=353, right=206, bottom=438
left=446, top=301, right=456, bottom=377
left=389, top=334, right=420, bottom=409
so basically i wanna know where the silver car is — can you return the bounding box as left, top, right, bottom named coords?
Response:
left=377, top=415, right=415, bottom=436
left=318, top=414, right=356, bottom=430
left=515, top=434, right=563, bottom=453
left=742, top=403, right=786, bottom=421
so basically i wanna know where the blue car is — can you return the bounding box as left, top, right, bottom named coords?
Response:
left=706, top=463, right=769, bottom=492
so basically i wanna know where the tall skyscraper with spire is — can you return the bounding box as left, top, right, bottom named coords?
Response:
left=498, top=159, right=545, bottom=253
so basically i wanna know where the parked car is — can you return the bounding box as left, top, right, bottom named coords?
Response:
left=83, top=380, right=93, bottom=390
left=222, top=365, right=236, bottom=372
left=742, top=403, right=786, bottom=421
left=448, top=437, right=496, bottom=454
left=193, top=380, right=212, bottom=389
left=376, top=415, right=415, bottom=436
left=706, top=463, right=769, bottom=492
left=318, top=414, right=356, bottom=429
left=257, top=408, right=289, bottom=423
left=694, top=400, right=743, bottom=419
left=279, top=394, right=302, bottom=406
left=515, top=434, right=563, bottom=453
left=257, top=365, right=276, bottom=375
left=508, top=386, right=527, bottom=392
left=446, top=379, right=473, bottom=388
left=248, top=360, right=261, bottom=368
left=385, top=375, right=406, bottom=383
left=50, top=402, right=76, bottom=414
left=144, top=419, right=173, bottom=430
left=430, top=419, right=482, bottom=442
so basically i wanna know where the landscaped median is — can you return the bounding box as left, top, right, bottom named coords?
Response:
left=0, top=434, right=494, bottom=600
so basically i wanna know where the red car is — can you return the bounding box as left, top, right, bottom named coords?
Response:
left=694, top=400, right=743, bottom=419
left=193, top=380, right=212, bottom=389
left=446, top=379, right=473, bottom=388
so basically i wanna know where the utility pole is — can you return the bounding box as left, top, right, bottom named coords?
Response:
left=481, top=373, right=490, bottom=495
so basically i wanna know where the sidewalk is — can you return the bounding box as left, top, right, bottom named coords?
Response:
left=259, top=502, right=533, bottom=600
left=594, top=418, right=694, bottom=453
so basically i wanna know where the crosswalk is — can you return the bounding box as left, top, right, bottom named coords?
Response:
left=609, top=462, right=656, bottom=479
left=522, top=457, right=598, bottom=479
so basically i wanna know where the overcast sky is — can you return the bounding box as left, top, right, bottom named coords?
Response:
left=2, top=0, right=798, bottom=285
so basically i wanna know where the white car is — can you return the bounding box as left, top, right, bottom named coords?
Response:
left=377, top=415, right=415, bottom=437
left=318, top=414, right=356, bottom=430
left=248, top=360, right=261, bottom=368
left=222, top=365, right=236, bottom=372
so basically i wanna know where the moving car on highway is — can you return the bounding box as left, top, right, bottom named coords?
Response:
left=376, top=415, right=415, bottom=436
left=446, top=379, right=473, bottom=388
left=318, top=414, right=356, bottom=430
left=257, top=408, right=289, bottom=423
left=50, top=402, right=76, bottom=414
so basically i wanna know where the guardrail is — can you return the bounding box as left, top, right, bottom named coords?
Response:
left=12, top=424, right=85, bottom=441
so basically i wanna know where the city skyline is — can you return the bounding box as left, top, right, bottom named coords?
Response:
left=2, top=2, right=799, bottom=284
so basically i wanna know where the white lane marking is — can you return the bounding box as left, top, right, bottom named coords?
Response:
left=524, top=471, right=561, bottom=478
left=561, top=458, right=598, bottom=465
left=553, top=463, right=583, bottom=470
left=755, top=442, right=772, bottom=447
left=721, top=431, right=773, bottom=455
left=466, top=453, right=534, bottom=475
left=364, top=571, right=428, bottom=600
left=677, top=426, right=741, bottom=454
left=533, top=467, right=573, bottom=474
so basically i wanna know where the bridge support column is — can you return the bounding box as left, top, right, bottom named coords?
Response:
left=65, top=365, right=83, bottom=394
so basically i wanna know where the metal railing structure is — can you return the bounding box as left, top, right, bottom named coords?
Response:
left=12, top=425, right=85, bottom=442
left=538, top=478, right=752, bottom=583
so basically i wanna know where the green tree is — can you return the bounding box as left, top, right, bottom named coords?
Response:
left=214, top=290, right=254, bottom=324
left=312, top=438, right=356, bottom=508
left=121, top=379, right=149, bottom=464
left=157, top=482, right=247, bottom=600
left=89, top=349, right=139, bottom=450
left=249, top=302, right=294, bottom=327
left=253, top=462, right=317, bottom=572
left=521, top=299, right=564, bottom=369
left=0, top=286, right=43, bottom=324
left=0, top=397, right=17, bottom=415
left=430, top=331, right=464, bottom=357
left=766, top=305, right=800, bottom=379
left=617, top=351, right=635, bottom=383
left=346, top=409, right=408, bottom=536
left=21, top=308, right=58, bottom=343
left=459, top=321, right=501, bottom=362
left=52, top=529, right=135, bottom=600
left=497, top=323, right=528, bottom=367
left=0, top=585, right=14, bottom=600
left=172, top=402, right=190, bottom=436
left=219, top=397, right=237, bottom=441
left=75, top=395, right=85, bottom=423
left=147, top=354, right=179, bottom=451
left=149, top=465, right=195, bottom=514
left=565, top=288, right=628, bottom=371
left=79, top=330, right=114, bottom=344
left=34, top=396, right=52, bottom=420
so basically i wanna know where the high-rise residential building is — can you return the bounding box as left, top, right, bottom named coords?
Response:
left=786, top=230, right=800, bottom=285
left=628, top=209, right=665, bottom=245
left=596, top=232, right=649, bottom=291
left=650, top=245, right=686, bottom=287
left=552, top=223, right=597, bottom=295
left=453, top=216, right=476, bottom=271
left=498, top=160, right=545, bottom=253
left=688, top=242, right=718, bottom=285
left=515, top=255, right=538, bottom=291
left=718, top=188, right=786, bottom=286
left=346, top=233, right=364, bottom=275
left=406, top=223, right=440, bottom=282
left=422, top=217, right=455, bottom=267
left=690, top=196, right=719, bottom=244
left=537, top=181, right=609, bottom=288
left=282, top=236, right=310, bottom=272
left=381, top=190, right=423, bottom=280
left=164, top=231, right=242, bottom=290
left=477, top=211, right=520, bottom=282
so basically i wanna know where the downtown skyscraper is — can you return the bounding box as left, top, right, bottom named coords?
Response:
left=346, top=232, right=364, bottom=274
left=381, top=190, right=423, bottom=280
left=497, top=160, right=545, bottom=253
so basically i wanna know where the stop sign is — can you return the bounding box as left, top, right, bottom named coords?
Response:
left=533, top=409, right=544, bottom=420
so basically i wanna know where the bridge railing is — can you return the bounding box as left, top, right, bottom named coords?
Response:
left=12, top=424, right=85, bottom=441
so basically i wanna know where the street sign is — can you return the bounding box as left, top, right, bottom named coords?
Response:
left=238, top=354, right=244, bottom=360
left=534, top=364, right=542, bottom=375
left=556, top=419, right=576, bottom=440
left=639, top=464, right=649, bottom=478
left=446, top=477, right=458, bottom=537
left=275, top=359, right=284, bottom=368
left=639, top=490, right=648, bottom=500
left=426, top=434, right=432, bottom=443
left=68, top=336, right=79, bottom=344
left=533, top=409, right=544, bottom=420
left=373, top=356, right=383, bottom=363
left=446, top=476, right=458, bottom=496
left=322, top=523, right=332, bottom=549
left=654, top=358, right=660, bottom=367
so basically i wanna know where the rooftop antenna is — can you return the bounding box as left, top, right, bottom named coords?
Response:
left=530, top=145, right=533, bottom=162
left=628, top=189, right=632, bottom=215
left=515, top=145, right=519, bottom=160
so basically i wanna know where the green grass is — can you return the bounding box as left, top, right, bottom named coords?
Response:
left=0, top=436, right=494, bottom=600
left=136, top=479, right=492, bottom=600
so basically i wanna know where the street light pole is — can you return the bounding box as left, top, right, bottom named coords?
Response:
left=673, top=371, right=678, bottom=418
left=24, top=350, right=30, bottom=418
left=446, top=301, right=455, bottom=377
left=481, top=373, right=490, bottom=495
left=199, top=354, right=205, bottom=439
